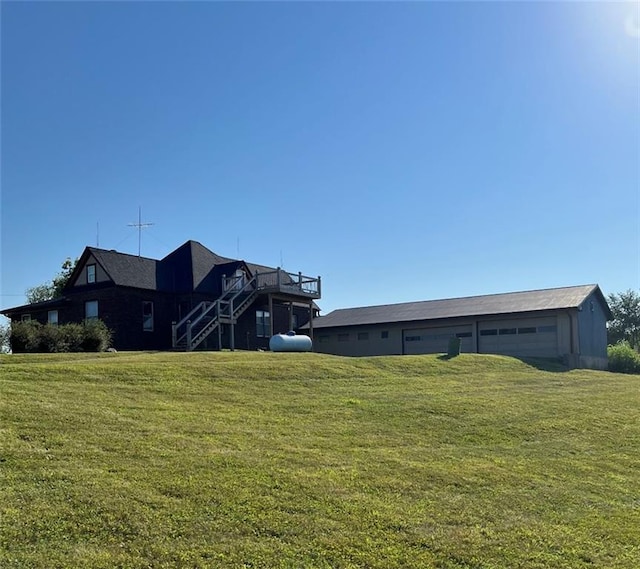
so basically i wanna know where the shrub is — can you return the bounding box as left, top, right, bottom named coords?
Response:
left=9, top=320, right=112, bottom=353
left=10, top=321, right=42, bottom=352
left=81, top=320, right=112, bottom=352
left=608, top=341, right=640, bottom=374
left=61, top=323, right=85, bottom=352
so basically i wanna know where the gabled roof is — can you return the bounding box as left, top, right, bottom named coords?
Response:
left=85, top=248, right=159, bottom=290
left=311, top=285, right=610, bottom=329
left=67, top=240, right=278, bottom=294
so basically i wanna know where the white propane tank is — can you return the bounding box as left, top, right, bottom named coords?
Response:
left=269, top=332, right=313, bottom=352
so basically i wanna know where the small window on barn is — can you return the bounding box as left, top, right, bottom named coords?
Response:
left=85, top=300, right=99, bottom=320
left=357, top=332, right=369, bottom=341
left=142, top=301, right=154, bottom=332
left=518, top=327, right=536, bottom=334
left=338, top=333, right=349, bottom=342
left=480, top=329, right=497, bottom=336
left=21, top=314, right=31, bottom=322
left=499, top=328, right=517, bottom=335
left=405, top=335, right=421, bottom=342
left=537, top=325, right=557, bottom=334
left=48, top=310, right=59, bottom=326
left=456, top=332, right=472, bottom=338
left=381, top=330, right=389, bottom=339
left=87, top=264, right=96, bottom=284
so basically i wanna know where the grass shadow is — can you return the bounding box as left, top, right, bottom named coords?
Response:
left=515, top=357, right=570, bottom=373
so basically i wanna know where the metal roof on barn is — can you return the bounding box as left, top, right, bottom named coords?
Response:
left=311, top=284, right=610, bottom=329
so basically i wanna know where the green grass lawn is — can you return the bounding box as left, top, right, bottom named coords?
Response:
left=1, top=352, right=638, bottom=568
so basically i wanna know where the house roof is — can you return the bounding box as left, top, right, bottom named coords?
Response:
left=1, top=239, right=318, bottom=315
left=87, top=248, right=159, bottom=290
left=310, top=284, right=610, bottom=329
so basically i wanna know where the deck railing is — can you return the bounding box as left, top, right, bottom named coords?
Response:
left=254, top=269, right=321, bottom=298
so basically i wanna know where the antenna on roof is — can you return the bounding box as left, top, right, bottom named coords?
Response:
left=128, top=207, right=154, bottom=257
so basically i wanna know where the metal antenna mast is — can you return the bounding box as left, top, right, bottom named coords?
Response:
left=128, top=207, right=154, bottom=257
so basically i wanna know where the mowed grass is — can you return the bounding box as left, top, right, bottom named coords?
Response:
left=0, top=352, right=638, bottom=569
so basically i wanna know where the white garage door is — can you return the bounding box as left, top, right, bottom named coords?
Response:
left=403, top=325, right=473, bottom=355
left=478, top=317, right=558, bottom=358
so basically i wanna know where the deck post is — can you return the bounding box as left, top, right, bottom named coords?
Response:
left=308, top=301, right=314, bottom=344
left=171, top=322, right=177, bottom=348
left=230, top=298, right=235, bottom=351
left=217, top=300, right=222, bottom=350
left=289, top=301, right=294, bottom=331
left=186, top=320, right=192, bottom=352
left=268, top=293, right=274, bottom=338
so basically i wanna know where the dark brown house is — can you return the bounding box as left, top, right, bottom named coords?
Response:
left=2, top=241, right=321, bottom=352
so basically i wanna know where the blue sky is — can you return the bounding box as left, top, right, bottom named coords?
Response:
left=1, top=1, right=638, bottom=315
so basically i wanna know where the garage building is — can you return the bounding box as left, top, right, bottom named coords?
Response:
left=309, top=284, right=610, bottom=369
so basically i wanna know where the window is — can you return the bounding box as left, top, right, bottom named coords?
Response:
left=381, top=331, right=389, bottom=339
left=87, top=264, right=96, bottom=284
left=48, top=310, right=59, bottom=326
left=256, top=310, right=270, bottom=337
left=499, top=328, right=517, bottom=335
left=357, top=332, right=369, bottom=341
left=537, top=325, right=557, bottom=334
left=518, top=327, right=536, bottom=334
left=456, top=332, right=472, bottom=338
left=21, top=314, right=31, bottom=322
left=405, top=335, right=421, bottom=342
left=142, top=301, right=154, bottom=332
left=85, top=300, right=98, bottom=320
left=480, top=329, right=497, bottom=336
left=338, top=333, right=349, bottom=342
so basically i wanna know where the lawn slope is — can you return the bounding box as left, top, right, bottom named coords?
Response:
left=1, top=352, right=638, bottom=568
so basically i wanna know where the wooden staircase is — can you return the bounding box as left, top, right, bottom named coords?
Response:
left=172, top=278, right=258, bottom=351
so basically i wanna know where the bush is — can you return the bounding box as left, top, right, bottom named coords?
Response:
left=608, top=341, right=640, bottom=374
left=10, top=321, right=42, bottom=352
left=81, top=320, right=112, bottom=352
left=9, top=320, right=112, bottom=353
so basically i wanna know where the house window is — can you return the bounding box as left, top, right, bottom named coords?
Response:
left=21, top=314, right=31, bottom=322
left=357, top=332, right=369, bottom=341
left=381, top=331, right=389, bottom=339
left=85, top=300, right=99, bottom=320
left=87, top=264, right=96, bottom=284
left=480, top=329, right=497, bottom=336
left=499, top=328, right=517, bottom=335
left=338, top=333, right=349, bottom=342
left=256, top=310, right=270, bottom=337
left=48, top=310, right=59, bottom=326
left=456, top=332, right=472, bottom=338
left=142, top=301, right=154, bottom=332
left=405, top=335, right=421, bottom=342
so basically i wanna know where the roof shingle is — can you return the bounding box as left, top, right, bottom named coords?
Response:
left=311, top=285, right=608, bottom=328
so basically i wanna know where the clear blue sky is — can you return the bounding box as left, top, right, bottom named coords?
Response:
left=1, top=1, right=638, bottom=315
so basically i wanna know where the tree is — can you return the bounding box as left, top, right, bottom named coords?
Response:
left=25, top=258, right=78, bottom=304
left=607, top=289, right=640, bottom=349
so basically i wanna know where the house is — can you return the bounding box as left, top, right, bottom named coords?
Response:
left=1, top=241, right=321, bottom=352
left=308, top=285, right=611, bottom=369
